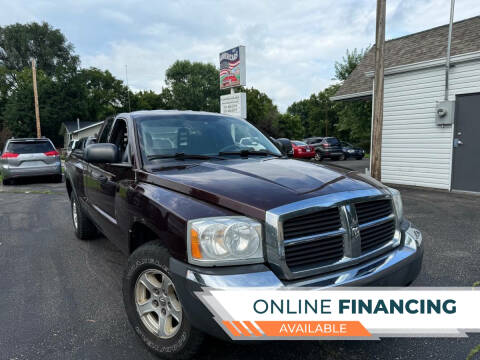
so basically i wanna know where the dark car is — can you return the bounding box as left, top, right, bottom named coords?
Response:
left=64, top=110, right=423, bottom=359
left=341, top=141, right=365, bottom=160
left=275, top=138, right=293, bottom=157
left=305, top=136, right=343, bottom=161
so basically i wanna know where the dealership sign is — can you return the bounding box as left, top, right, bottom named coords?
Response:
left=219, top=46, right=246, bottom=89
left=220, top=92, right=247, bottom=119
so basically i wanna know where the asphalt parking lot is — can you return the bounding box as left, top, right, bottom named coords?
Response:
left=0, top=164, right=479, bottom=360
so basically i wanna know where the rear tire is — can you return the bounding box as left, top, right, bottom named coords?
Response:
left=356, top=156, right=364, bottom=160
left=53, top=174, right=63, bottom=183
left=2, top=178, right=10, bottom=186
left=123, top=241, right=204, bottom=359
left=314, top=152, right=323, bottom=161
left=339, top=154, right=346, bottom=161
left=71, top=192, right=97, bottom=240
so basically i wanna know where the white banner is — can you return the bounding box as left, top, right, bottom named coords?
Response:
left=197, top=288, right=480, bottom=339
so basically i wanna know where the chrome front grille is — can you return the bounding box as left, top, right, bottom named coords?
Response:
left=356, top=199, right=392, bottom=224
left=283, top=207, right=344, bottom=270
left=356, top=199, right=395, bottom=252
left=265, top=189, right=402, bottom=280
left=285, top=234, right=344, bottom=271
left=283, top=207, right=341, bottom=240
left=360, top=219, right=395, bottom=252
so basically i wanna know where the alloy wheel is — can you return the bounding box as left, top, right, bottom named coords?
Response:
left=134, top=269, right=183, bottom=339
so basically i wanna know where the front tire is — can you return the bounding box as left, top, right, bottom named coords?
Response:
left=71, top=192, right=97, bottom=240
left=339, top=154, right=346, bottom=161
left=123, top=241, right=204, bottom=359
left=2, top=178, right=11, bottom=186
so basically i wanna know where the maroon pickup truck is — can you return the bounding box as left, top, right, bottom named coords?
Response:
left=64, top=110, right=423, bottom=359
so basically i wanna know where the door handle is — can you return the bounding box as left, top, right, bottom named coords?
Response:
left=453, top=138, right=463, bottom=148
left=458, top=140, right=463, bottom=145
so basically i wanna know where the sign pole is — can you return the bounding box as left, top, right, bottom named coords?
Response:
left=371, top=0, right=386, bottom=181
left=31, top=59, right=41, bottom=138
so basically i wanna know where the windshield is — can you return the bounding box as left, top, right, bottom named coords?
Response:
left=136, top=114, right=281, bottom=164
left=7, top=141, right=54, bottom=154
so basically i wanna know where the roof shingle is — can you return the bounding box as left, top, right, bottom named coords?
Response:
left=334, top=16, right=480, bottom=99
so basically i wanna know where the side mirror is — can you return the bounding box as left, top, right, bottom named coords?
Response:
left=85, top=143, right=119, bottom=163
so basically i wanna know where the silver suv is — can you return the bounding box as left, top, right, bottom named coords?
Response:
left=0, top=138, right=62, bottom=185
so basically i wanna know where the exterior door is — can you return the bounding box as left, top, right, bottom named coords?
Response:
left=452, top=93, right=480, bottom=192
left=84, top=118, right=133, bottom=243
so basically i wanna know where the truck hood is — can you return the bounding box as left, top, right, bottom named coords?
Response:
left=141, top=158, right=384, bottom=220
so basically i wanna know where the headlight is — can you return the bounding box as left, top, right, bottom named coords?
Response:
left=187, top=217, right=263, bottom=266
left=347, top=149, right=355, bottom=153
left=387, top=187, right=403, bottom=220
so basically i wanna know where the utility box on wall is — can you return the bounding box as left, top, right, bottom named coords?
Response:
left=435, top=100, right=455, bottom=126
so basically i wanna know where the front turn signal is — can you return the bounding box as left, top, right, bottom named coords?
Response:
left=190, top=228, right=203, bottom=259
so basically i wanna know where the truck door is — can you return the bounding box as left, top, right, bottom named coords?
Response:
left=69, top=138, right=88, bottom=202
left=85, top=118, right=134, bottom=246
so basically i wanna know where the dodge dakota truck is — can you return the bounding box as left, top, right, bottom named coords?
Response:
left=64, top=110, right=423, bottom=359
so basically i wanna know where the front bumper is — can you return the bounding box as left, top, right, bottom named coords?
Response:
left=170, top=223, right=423, bottom=340
left=1, top=162, right=62, bottom=179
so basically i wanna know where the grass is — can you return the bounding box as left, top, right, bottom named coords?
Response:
left=469, top=281, right=480, bottom=360
left=467, top=344, right=480, bottom=360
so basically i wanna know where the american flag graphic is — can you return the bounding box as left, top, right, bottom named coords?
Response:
left=220, top=59, right=240, bottom=76
left=219, top=46, right=243, bottom=88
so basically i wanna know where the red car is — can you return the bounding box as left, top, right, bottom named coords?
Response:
left=291, top=140, right=315, bottom=159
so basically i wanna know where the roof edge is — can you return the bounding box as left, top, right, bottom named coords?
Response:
left=71, top=121, right=104, bottom=134
left=365, top=50, right=480, bottom=78
left=330, top=90, right=372, bottom=101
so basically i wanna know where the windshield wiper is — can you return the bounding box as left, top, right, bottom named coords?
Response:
left=218, top=149, right=283, bottom=158
left=147, top=153, right=225, bottom=161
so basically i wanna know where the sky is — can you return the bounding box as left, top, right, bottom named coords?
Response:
left=1, top=0, right=479, bottom=111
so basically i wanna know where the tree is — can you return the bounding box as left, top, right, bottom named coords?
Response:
left=245, top=87, right=280, bottom=137
left=77, top=67, right=129, bottom=121
left=334, top=47, right=370, bottom=81
left=287, top=85, right=339, bottom=139
left=335, top=97, right=372, bottom=150
left=164, top=60, right=221, bottom=112
left=131, top=90, right=169, bottom=111
left=0, top=22, right=79, bottom=77
left=0, top=22, right=81, bottom=146
left=278, top=113, right=304, bottom=140
left=333, top=48, right=372, bottom=150
left=3, top=67, right=87, bottom=144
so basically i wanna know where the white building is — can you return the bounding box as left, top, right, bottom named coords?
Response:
left=60, top=120, right=104, bottom=149
left=332, top=16, right=480, bottom=193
